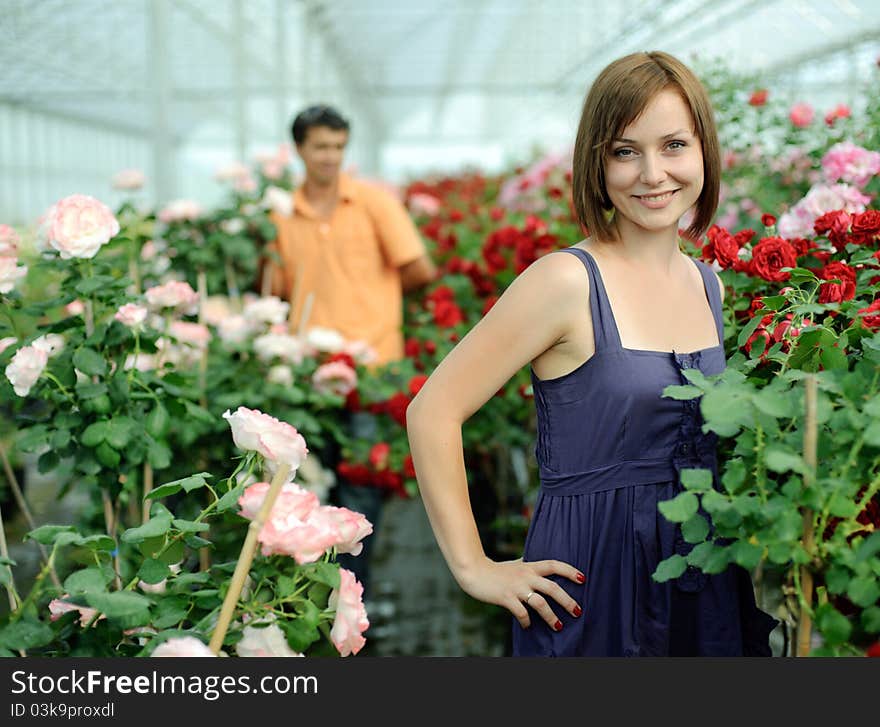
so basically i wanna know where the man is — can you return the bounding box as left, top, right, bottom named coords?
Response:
left=265, top=104, right=436, bottom=599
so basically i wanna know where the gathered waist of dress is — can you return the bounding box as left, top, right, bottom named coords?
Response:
left=538, top=444, right=717, bottom=497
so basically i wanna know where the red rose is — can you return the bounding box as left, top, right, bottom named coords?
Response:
left=369, top=442, right=391, bottom=471
left=743, top=328, right=771, bottom=359
left=449, top=209, right=464, bottom=223
left=374, top=469, right=406, bottom=496
left=482, top=295, right=499, bottom=316
left=733, top=228, right=756, bottom=247
left=424, top=339, right=437, bottom=355
left=404, top=337, right=420, bottom=358
left=408, top=374, right=428, bottom=397
left=818, top=261, right=857, bottom=304
left=403, top=454, right=416, bottom=479
left=813, top=210, right=851, bottom=251
left=489, top=207, right=504, bottom=221
left=750, top=237, right=798, bottom=282
left=749, top=89, right=768, bottom=106
left=708, top=227, right=739, bottom=269
left=345, top=389, right=362, bottom=412
left=326, top=352, right=357, bottom=370
left=385, top=392, right=411, bottom=427
left=851, top=210, right=880, bottom=244
left=338, top=461, right=372, bottom=486
left=433, top=299, right=464, bottom=327
left=425, top=285, right=455, bottom=305
left=761, top=213, right=776, bottom=227
left=857, top=298, right=880, bottom=330
left=788, top=237, right=812, bottom=256
left=518, top=383, right=534, bottom=399
left=867, top=642, right=880, bottom=658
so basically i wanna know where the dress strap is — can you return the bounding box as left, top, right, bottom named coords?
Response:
left=556, top=247, right=622, bottom=351
left=692, top=258, right=725, bottom=345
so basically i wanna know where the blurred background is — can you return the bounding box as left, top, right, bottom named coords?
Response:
left=1, top=0, right=879, bottom=222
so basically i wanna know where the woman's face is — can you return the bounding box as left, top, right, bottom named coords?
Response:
left=603, top=88, right=704, bottom=235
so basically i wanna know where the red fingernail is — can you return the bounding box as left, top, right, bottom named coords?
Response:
left=576, top=573, right=586, bottom=584
left=573, top=605, right=582, bottom=617
left=554, top=620, right=563, bottom=631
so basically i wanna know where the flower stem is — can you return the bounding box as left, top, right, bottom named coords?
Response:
left=796, top=374, right=818, bottom=657
left=209, top=461, right=292, bottom=653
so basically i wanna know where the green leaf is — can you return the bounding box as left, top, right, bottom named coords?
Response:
left=80, top=421, right=109, bottom=447
left=24, top=524, right=77, bottom=545
left=662, top=384, right=702, bottom=400
left=216, top=483, right=245, bottom=513
left=732, top=541, right=763, bottom=570
left=753, top=390, right=794, bottom=418
left=146, top=473, right=212, bottom=500
left=704, top=546, right=732, bottom=574
left=681, top=514, right=709, bottom=544
left=680, top=468, right=713, bottom=492
left=864, top=421, right=880, bottom=448
left=152, top=597, right=189, bottom=629
left=280, top=618, right=320, bottom=653
left=658, top=492, right=699, bottom=523
left=95, top=441, right=121, bottom=468
left=721, top=459, right=747, bottom=495
left=105, top=416, right=136, bottom=449
left=148, top=440, right=172, bottom=469
left=652, top=555, right=687, bottom=582
left=824, top=566, right=850, bottom=594
left=861, top=606, right=880, bottom=634
left=277, top=575, right=299, bottom=598
left=72, top=347, right=107, bottom=376
left=64, top=567, right=109, bottom=595
left=815, top=603, right=852, bottom=646
left=765, top=448, right=807, bottom=475
left=85, top=591, right=151, bottom=626
left=79, top=534, right=116, bottom=552
left=855, top=532, right=880, bottom=562
left=686, top=541, right=715, bottom=568
left=16, top=426, right=49, bottom=452
left=172, top=519, right=210, bottom=533
left=306, top=561, right=341, bottom=589
left=121, top=512, right=173, bottom=543
left=37, top=450, right=60, bottom=474
left=0, top=619, right=55, bottom=651
left=819, top=344, right=849, bottom=372
left=75, top=275, right=116, bottom=295
left=138, top=558, right=171, bottom=585
left=847, top=577, right=880, bottom=608
left=827, top=492, right=858, bottom=519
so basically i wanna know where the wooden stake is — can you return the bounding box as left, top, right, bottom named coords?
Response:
left=141, top=463, right=153, bottom=525
left=261, top=261, right=274, bottom=298
left=796, top=374, right=818, bottom=657
left=297, top=292, right=315, bottom=337
left=102, top=490, right=122, bottom=591
left=209, top=461, right=292, bottom=654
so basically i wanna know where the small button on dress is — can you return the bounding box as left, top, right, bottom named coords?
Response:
left=514, top=246, right=777, bottom=657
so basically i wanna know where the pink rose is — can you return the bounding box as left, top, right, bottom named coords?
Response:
left=216, top=314, right=255, bottom=344
left=821, top=142, right=880, bottom=189
left=262, top=186, right=293, bottom=217
left=48, top=596, right=104, bottom=627
left=236, top=621, right=303, bottom=657
left=169, top=321, right=211, bottom=349
left=313, top=506, right=373, bottom=556
left=253, top=333, right=304, bottom=364
left=112, top=168, right=145, bottom=190
left=5, top=344, right=48, bottom=396
left=0, top=257, right=27, bottom=293
left=267, top=365, right=294, bottom=387
left=222, top=406, right=309, bottom=471
left=158, top=199, right=203, bottom=224
left=778, top=183, right=871, bottom=239
left=0, top=337, right=16, bottom=354
left=145, top=280, right=199, bottom=313
left=0, top=224, right=20, bottom=256
left=65, top=300, right=85, bottom=317
left=115, top=303, right=149, bottom=328
left=214, top=161, right=250, bottom=182
left=261, top=160, right=285, bottom=180
left=305, top=327, right=346, bottom=353
left=46, top=194, right=120, bottom=259
left=151, top=636, right=216, bottom=657
left=32, top=334, right=65, bottom=357
left=312, top=361, right=358, bottom=397
left=243, top=296, right=290, bottom=326
left=408, top=193, right=442, bottom=217
left=238, top=481, right=318, bottom=521
left=789, top=102, right=814, bottom=128
left=329, top=568, right=369, bottom=657
left=201, top=296, right=232, bottom=326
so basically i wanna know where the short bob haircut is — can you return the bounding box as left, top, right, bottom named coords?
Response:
left=572, top=51, right=720, bottom=243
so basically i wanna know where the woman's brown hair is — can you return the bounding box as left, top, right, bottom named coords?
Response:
left=572, top=51, right=720, bottom=243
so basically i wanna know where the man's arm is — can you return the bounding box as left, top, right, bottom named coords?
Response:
left=400, top=254, right=437, bottom=292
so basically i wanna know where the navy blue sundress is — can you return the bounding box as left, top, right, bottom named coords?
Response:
left=513, top=246, right=776, bottom=656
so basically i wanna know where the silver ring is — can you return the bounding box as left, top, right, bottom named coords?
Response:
left=524, top=591, right=536, bottom=605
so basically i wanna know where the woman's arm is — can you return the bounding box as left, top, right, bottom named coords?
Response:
left=406, top=251, right=588, bottom=630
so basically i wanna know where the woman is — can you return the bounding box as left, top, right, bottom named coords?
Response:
left=406, top=51, right=776, bottom=656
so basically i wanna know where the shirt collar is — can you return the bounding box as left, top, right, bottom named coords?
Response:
left=293, top=172, right=357, bottom=219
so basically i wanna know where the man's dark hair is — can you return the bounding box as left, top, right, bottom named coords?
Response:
left=291, top=105, right=350, bottom=145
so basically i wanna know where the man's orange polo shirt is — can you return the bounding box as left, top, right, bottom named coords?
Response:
left=268, top=173, right=426, bottom=365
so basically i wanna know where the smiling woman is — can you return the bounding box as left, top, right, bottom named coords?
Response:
left=406, top=50, right=776, bottom=657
